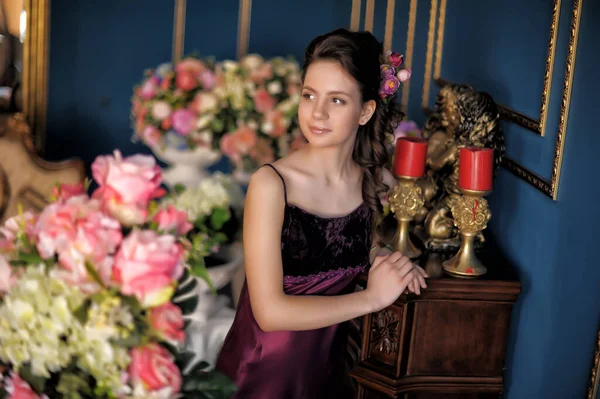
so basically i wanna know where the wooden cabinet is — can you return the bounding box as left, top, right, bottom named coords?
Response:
left=350, top=248, right=521, bottom=398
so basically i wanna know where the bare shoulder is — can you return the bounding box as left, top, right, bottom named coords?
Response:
left=247, top=165, right=286, bottom=207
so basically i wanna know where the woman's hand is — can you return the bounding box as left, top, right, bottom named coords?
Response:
left=366, top=251, right=428, bottom=311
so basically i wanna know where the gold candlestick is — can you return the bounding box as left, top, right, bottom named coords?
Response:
left=442, top=188, right=491, bottom=278
left=389, top=176, right=424, bottom=259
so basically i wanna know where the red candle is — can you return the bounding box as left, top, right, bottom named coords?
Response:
left=458, top=147, right=494, bottom=191
left=394, top=137, right=428, bottom=178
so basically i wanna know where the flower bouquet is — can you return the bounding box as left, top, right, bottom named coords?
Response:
left=131, top=57, right=223, bottom=188
left=131, top=54, right=307, bottom=187
left=214, top=54, right=306, bottom=182
left=0, top=151, right=236, bottom=399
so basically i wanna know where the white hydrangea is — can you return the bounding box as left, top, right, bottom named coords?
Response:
left=0, top=265, right=84, bottom=378
left=165, top=173, right=244, bottom=221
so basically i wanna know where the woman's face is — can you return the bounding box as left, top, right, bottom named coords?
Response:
left=298, top=60, right=375, bottom=149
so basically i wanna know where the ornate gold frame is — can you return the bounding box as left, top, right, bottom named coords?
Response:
left=350, top=0, right=417, bottom=110
left=588, top=328, right=600, bottom=399
left=421, top=0, right=583, bottom=200
left=22, top=0, right=50, bottom=153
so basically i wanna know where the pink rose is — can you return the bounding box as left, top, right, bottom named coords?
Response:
left=175, top=58, right=205, bottom=75
left=199, top=70, right=216, bottom=90
left=175, top=71, right=198, bottom=92
left=171, top=108, right=196, bottom=136
left=397, top=68, right=412, bottom=83
left=113, top=230, right=184, bottom=308
left=140, top=77, right=158, bottom=100
left=129, top=344, right=182, bottom=395
left=91, top=150, right=165, bottom=226
left=0, top=211, right=37, bottom=252
left=51, top=183, right=86, bottom=203
left=141, top=126, right=162, bottom=147
left=219, top=133, right=240, bottom=164
left=152, top=205, right=193, bottom=235
left=389, top=52, right=404, bottom=67
left=5, top=373, right=47, bottom=399
left=0, top=255, right=17, bottom=293
left=35, top=196, right=122, bottom=292
left=253, top=89, right=276, bottom=113
left=148, top=302, right=185, bottom=344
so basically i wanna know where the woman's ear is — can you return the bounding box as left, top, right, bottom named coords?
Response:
left=359, top=100, right=377, bottom=125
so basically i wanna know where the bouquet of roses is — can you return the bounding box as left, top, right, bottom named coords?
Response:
left=215, top=54, right=307, bottom=175
left=131, top=54, right=307, bottom=179
left=0, top=151, right=236, bottom=399
left=131, top=57, right=220, bottom=151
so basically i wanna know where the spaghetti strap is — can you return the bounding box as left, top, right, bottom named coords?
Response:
left=261, top=164, right=288, bottom=204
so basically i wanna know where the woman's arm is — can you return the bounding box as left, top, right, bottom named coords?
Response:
left=243, top=167, right=416, bottom=332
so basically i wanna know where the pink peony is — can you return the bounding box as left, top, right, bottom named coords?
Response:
left=199, top=70, right=216, bottom=90
left=51, top=183, right=86, bottom=203
left=152, top=205, right=193, bottom=235
left=397, top=68, right=412, bottom=82
left=140, top=77, right=159, bottom=100
left=129, top=344, right=182, bottom=395
left=148, top=302, right=185, bottom=344
left=380, top=64, right=394, bottom=77
left=112, top=230, right=184, bottom=308
left=175, top=71, right=198, bottom=92
left=0, top=255, right=17, bottom=293
left=253, top=89, right=276, bottom=114
left=389, top=52, right=404, bottom=67
left=35, top=196, right=122, bottom=291
left=5, top=373, right=48, bottom=399
left=171, top=108, right=196, bottom=136
left=91, top=150, right=165, bottom=226
left=219, top=132, right=241, bottom=164
left=175, top=58, right=205, bottom=75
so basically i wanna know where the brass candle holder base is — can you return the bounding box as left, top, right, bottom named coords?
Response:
left=389, top=176, right=424, bottom=259
left=442, top=188, right=491, bottom=278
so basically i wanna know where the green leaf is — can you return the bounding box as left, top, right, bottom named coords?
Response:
left=84, top=262, right=106, bottom=289
left=19, top=364, right=46, bottom=394
left=17, top=250, right=44, bottom=265
left=73, top=299, right=91, bottom=324
left=174, top=184, right=187, bottom=195
left=189, top=257, right=217, bottom=295
left=210, top=208, right=230, bottom=231
left=181, top=369, right=237, bottom=398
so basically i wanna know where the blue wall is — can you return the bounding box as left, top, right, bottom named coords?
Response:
left=44, top=0, right=599, bottom=397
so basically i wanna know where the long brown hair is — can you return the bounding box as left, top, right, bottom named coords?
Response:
left=302, top=28, right=403, bottom=222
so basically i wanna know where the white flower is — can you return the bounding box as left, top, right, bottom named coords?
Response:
left=151, top=101, right=172, bottom=120
left=267, top=81, right=282, bottom=95
left=222, top=60, right=239, bottom=72
left=240, top=54, right=263, bottom=70
left=196, top=114, right=214, bottom=130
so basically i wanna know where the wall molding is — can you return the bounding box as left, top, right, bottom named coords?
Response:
left=351, top=0, right=417, bottom=110
left=421, top=0, right=583, bottom=200
left=172, top=0, right=186, bottom=63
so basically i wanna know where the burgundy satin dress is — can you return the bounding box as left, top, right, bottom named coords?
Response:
left=215, top=164, right=372, bottom=398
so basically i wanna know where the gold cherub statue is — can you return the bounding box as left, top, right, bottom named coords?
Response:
left=414, top=83, right=505, bottom=251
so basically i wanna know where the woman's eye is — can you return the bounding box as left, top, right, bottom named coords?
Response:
left=332, top=98, right=345, bottom=105
left=302, top=93, right=315, bottom=100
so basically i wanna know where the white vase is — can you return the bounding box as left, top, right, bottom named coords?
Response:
left=150, top=145, right=222, bottom=189
left=174, top=242, right=245, bottom=368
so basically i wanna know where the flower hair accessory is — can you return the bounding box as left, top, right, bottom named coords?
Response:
left=379, top=51, right=412, bottom=103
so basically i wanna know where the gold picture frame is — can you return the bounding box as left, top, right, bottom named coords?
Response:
left=421, top=0, right=583, bottom=200
left=22, top=0, right=50, bottom=153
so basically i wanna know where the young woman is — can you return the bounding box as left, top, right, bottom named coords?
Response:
left=215, top=28, right=428, bottom=398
